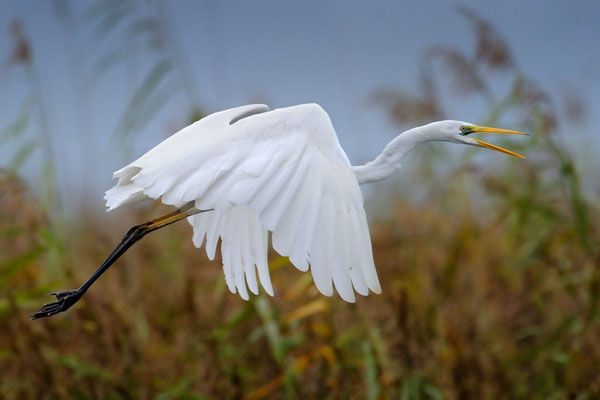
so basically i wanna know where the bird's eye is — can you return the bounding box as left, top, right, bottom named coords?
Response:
left=460, top=125, right=472, bottom=135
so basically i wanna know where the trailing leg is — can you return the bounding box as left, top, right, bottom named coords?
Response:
left=31, top=203, right=204, bottom=319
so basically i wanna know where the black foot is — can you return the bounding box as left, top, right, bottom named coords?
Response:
left=30, top=290, right=83, bottom=320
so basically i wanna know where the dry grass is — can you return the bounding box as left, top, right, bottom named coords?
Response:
left=1, top=153, right=599, bottom=399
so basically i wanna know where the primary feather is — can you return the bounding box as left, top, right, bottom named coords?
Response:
left=105, top=103, right=382, bottom=302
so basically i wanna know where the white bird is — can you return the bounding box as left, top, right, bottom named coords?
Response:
left=32, top=103, right=526, bottom=319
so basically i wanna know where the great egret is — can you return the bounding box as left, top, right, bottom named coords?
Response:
left=31, top=103, right=526, bottom=319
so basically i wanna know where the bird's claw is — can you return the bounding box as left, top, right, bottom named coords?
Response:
left=31, top=290, right=83, bottom=320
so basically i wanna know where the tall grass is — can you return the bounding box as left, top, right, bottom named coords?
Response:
left=1, top=6, right=599, bottom=400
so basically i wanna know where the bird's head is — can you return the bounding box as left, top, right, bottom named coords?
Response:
left=424, top=120, right=528, bottom=159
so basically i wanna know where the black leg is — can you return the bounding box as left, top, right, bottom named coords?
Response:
left=31, top=204, right=203, bottom=320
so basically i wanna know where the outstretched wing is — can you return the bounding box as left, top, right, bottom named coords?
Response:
left=105, top=103, right=381, bottom=302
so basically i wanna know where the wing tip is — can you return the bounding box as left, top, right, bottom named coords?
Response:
left=341, top=293, right=356, bottom=303
left=263, top=284, right=275, bottom=297
left=370, top=283, right=382, bottom=295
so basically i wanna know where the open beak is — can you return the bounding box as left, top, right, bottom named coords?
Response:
left=470, top=125, right=528, bottom=159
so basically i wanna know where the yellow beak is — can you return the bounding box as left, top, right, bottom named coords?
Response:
left=470, top=125, right=528, bottom=159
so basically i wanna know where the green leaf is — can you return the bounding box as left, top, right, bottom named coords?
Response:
left=363, top=342, right=380, bottom=400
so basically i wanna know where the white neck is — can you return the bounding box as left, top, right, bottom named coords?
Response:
left=352, top=125, right=438, bottom=184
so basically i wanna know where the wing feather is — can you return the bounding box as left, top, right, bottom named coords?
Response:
left=227, top=208, right=249, bottom=299
left=204, top=211, right=221, bottom=260
left=286, top=156, right=323, bottom=272
left=190, top=213, right=208, bottom=248
left=271, top=153, right=314, bottom=257
left=309, top=199, right=333, bottom=296
left=254, top=218, right=273, bottom=296
left=251, top=143, right=305, bottom=226
left=241, top=212, right=259, bottom=295
left=326, top=197, right=355, bottom=302
left=262, top=146, right=311, bottom=233
left=219, top=214, right=237, bottom=294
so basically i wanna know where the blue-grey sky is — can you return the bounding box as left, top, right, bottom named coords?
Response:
left=1, top=1, right=599, bottom=209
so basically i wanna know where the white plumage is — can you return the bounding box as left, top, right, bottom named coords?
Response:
left=105, top=104, right=381, bottom=302
left=32, top=104, right=525, bottom=320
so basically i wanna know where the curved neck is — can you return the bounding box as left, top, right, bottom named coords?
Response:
left=352, top=126, right=434, bottom=184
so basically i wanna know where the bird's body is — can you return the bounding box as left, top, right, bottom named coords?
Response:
left=32, top=103, right=526, bottom=319
left=106, top=103, right=379, bottom=302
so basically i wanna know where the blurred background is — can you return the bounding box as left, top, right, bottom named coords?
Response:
left=1, top=1, right=599, bottom=398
